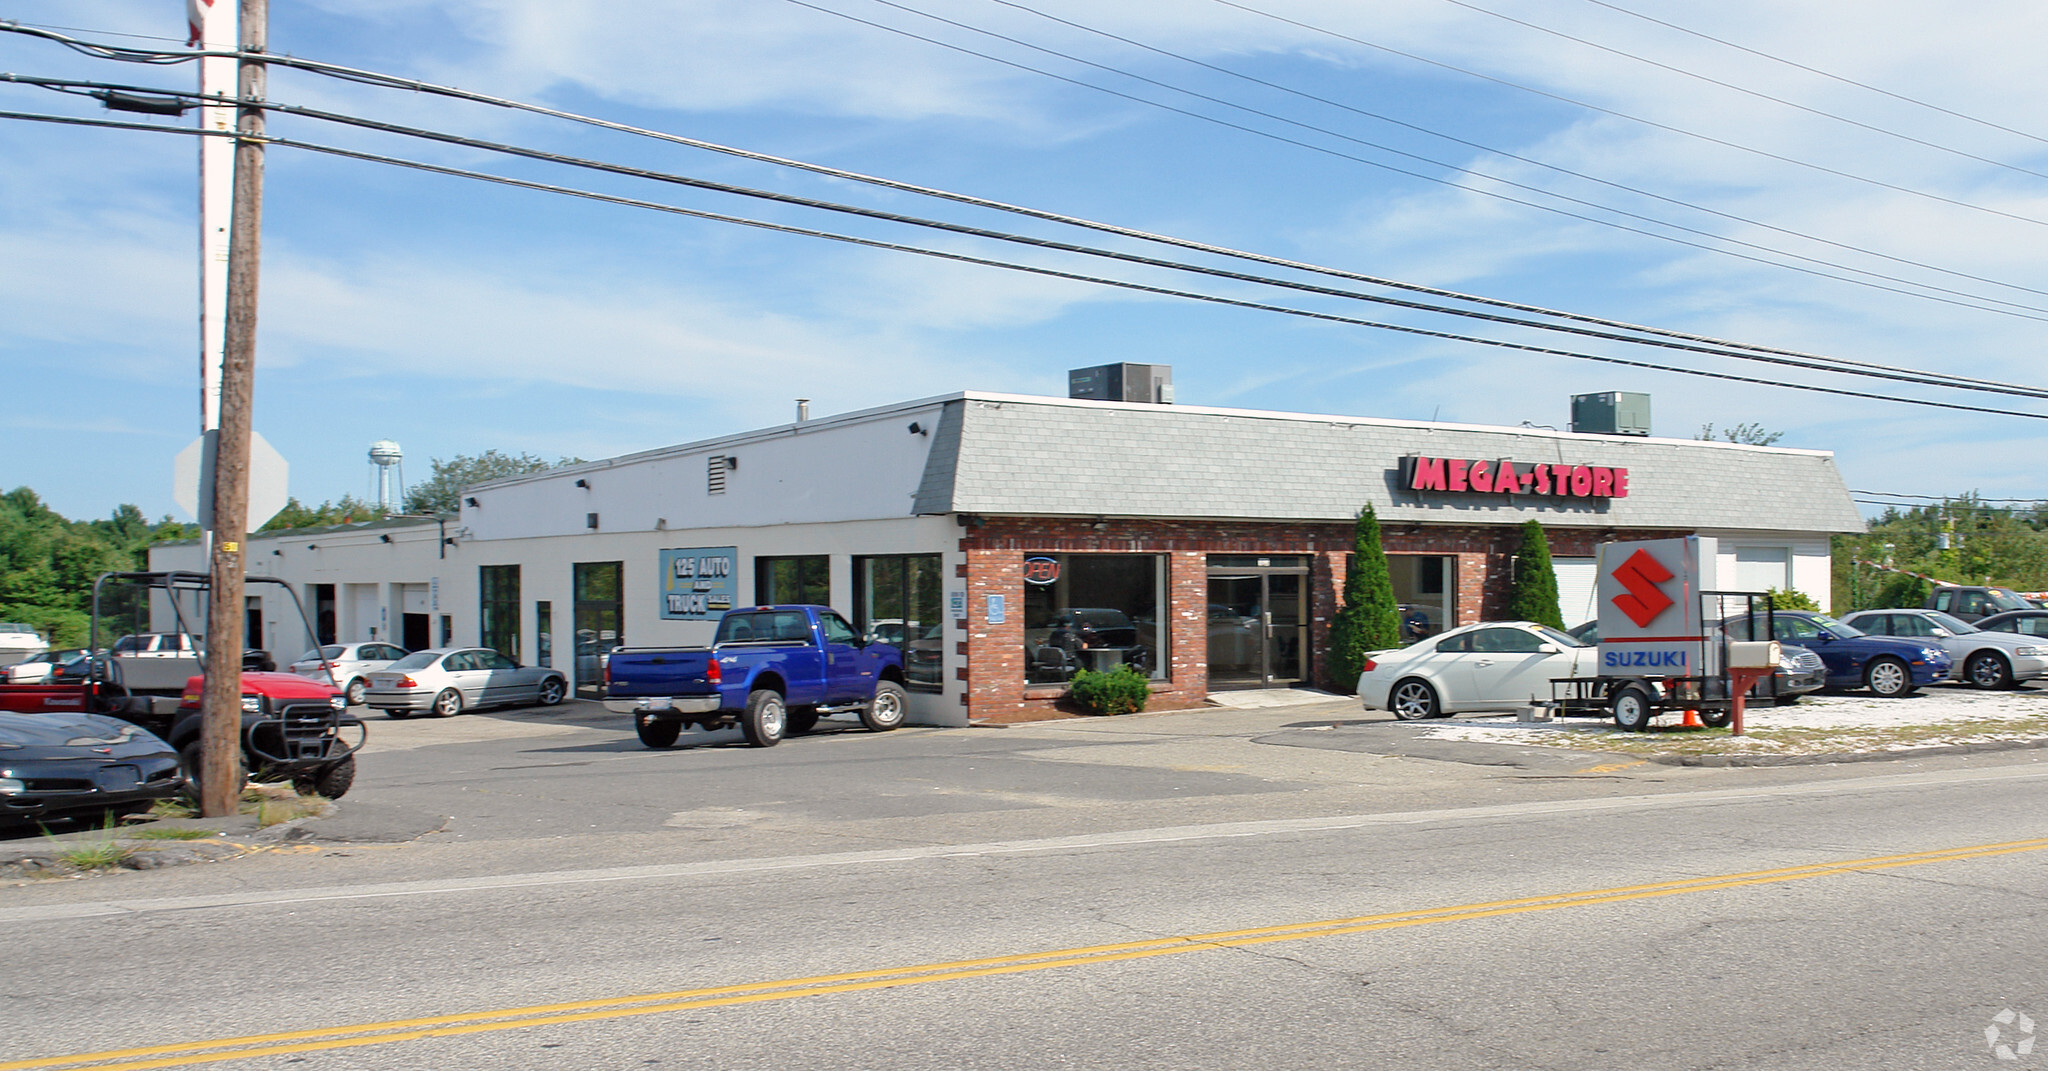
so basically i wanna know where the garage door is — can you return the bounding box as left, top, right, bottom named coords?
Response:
left=1554, top=557, right=1597, bottom=629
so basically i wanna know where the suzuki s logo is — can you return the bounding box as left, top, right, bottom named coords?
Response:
left=1612, top=549, right=1676, bottom=628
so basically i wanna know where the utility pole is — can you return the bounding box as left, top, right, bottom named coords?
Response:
left=196, top=0, right=266, bottom=817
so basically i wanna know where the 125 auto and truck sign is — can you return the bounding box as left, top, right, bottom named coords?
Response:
left=659, top=547, right=738, bottom=620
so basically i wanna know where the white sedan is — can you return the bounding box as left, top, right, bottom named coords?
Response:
left=1359, top=621, right=1597, bottom=719
left=364, top=647, right=568, bottom=718
left=288, top=642, right=411, bottom=706
left=2, top=648, right=89, bottom=684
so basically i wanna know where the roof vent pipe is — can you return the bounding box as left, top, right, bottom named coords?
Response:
left=796, top=398, right=810, bottom=422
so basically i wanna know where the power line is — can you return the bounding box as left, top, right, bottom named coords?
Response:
left=788, top=0, right=2048, bottom=322
left=1207, top=0, right=2048, bottom=229
left=1438, top=0, right=2048, bottom=185
left=1570, top=0, right=2048, bottom=150
left=8, top=103, right=2048, bottom=425
left=9, top=21, right=2047, bottom=392
left=16, top=27, right=2048, bottom=401
left=19, top=70, right=2048, bottom=404
left=968, top=0, right=2048, bottom=305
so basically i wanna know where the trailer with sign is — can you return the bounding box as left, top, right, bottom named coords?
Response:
left=1549, top=536, right=1783, bottom=732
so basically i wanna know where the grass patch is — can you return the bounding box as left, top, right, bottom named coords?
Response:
left=59, top=840, right=134, bottom=870
left=149, top=797, right=199, bottom=820
left=128, top=827, right=220, bottom=841
left=241, top=783, right=328, bottom=827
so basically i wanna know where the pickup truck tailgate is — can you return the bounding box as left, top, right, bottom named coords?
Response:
left=603, top=648, right=718, bottom=708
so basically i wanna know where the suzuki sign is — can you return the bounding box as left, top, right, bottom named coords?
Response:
left=1595, top=536, right=1717, bottom=676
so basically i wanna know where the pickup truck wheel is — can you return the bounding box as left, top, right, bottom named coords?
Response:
left=786, top=708, right=820, bottom=736
left=861, top=681, right=908, bottom=732
left=1611, top=683, right=1656, bottom=732
left=537, top=676, right=567, bottom=705
left=432, top=688, right=464, bottom=717
left=741, top=689, right=786, bottom=747
left=636, top=717, right=682, bottom=748
left=344, top=678, right=367, bottom=706
left=1864, top=657, right=1914, bottom=698
left=294, top=755, right=356, bottom=800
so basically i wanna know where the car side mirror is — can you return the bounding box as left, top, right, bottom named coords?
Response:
left=1536, top=643, right=1559, bottom=654
left=1931, top=628, right=1952, bottom=638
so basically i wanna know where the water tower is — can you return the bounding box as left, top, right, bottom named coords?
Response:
left=369, top=440, right=404, bottom=512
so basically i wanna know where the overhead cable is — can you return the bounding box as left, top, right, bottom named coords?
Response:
left=789, top=0, right=2048, bottom=319
left=1439, top=0, right=2048, bottom=184
left=1570, top=0, right=2048, bottom=150
left=6, top=103, right=2048, bottom=425
left=968, top=0, right=2048, bottom=303
left=8, top=19, right=2048, bottom=389
left=1206, top=0, right=2048, bottom=228
left=17, top=70, right=2048, bottom=403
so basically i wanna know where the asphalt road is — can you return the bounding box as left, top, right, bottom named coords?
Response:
left=4, top=698, right=2046, bottom=1069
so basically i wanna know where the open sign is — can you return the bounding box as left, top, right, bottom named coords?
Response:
left=1023, top=556, right=1061, bottom=585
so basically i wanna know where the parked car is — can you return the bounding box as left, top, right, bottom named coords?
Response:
left=47, top=652, right=99, bottom=685
left=1838, top=608, right=2048, bottom=690
left=288, top=642, right=411, bottom=706
left=1566, top=621, right=1827, bottom=703
left=1974, top=609, right=2048, bottom=640
left=1925, top=585, right=2036, bottom=622
left=1359, top=621, right=1596, bottom=720
left=0, top=622, right=46, bottom=668
left=364, top=648, right=568, bottom=718
left=1721, top=611, right=1951, bottom=697
left=0, top=710, right=185, bottom=825
left=2, top=648, right=90, bottom=685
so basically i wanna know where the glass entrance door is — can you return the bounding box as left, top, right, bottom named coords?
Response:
left=1206, top=557, right=1308, bottom=688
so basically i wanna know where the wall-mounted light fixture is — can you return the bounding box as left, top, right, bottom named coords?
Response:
left=442, top=537, right=458, bottom=547
left=574, top=478, right=590, bottom=488
left=656, top=518, right=668, bottom=530
left=586, top=512, right=600, bottom=530
left=1092, top=520, right=1109, bottom=531
left=465, top=497, right=480, bottom=508
left=379, top=534, right=393, bottom=543
left=908, top=421, right=927, bottom=436
left=725, top=456, right=738, bottom=471
left=272, top=549, right=283, bottom=557
left=306, top=544, right=319, bottom=550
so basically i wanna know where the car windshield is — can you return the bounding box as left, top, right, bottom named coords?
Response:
left=1990, top=590, right=2033, bottom=612
left=1924, top=611, right=1977, bottom=634
left=1811, top=614, right=1865, bottom=638
left=1534, top=625, right=1588, bottom=648
left=386, top=651, right=442, bottom=671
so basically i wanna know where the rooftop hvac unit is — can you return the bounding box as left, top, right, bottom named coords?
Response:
left=1570, top=391, right=1651, bottom=436
left=1069, top=363, right=1174, bottom=404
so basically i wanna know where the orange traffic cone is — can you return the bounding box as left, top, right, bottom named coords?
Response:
left=1681, top=709, right=1703, bottom=728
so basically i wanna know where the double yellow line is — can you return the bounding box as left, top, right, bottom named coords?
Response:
left=12, top=836, right=2048, bottom=1071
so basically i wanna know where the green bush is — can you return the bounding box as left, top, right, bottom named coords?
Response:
left=1327, top=505, right=1402, bottom=692
left=1507, top=520, right=1565, bottom=629
left=1764, top=587, right=1821, bottom=612
left=1069, top=665, right=1150, bottom=715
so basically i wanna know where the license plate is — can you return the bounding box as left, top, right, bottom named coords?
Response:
left=94, top=765, right=142, bottom=791
left=644, top=698, right=672, bottom=711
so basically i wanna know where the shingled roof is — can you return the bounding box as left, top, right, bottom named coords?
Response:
left=911, top=392, right=1862, bottom=534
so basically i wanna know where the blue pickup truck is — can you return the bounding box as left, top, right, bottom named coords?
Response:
left=602, top=605, right=909, bottom=748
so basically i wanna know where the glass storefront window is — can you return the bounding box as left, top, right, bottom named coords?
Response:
left=573, top=561, right=623, bottom=698
left=1385, top=554, right=1454, bottom=643
left=1022, top=553, right=1164, bottom=684
left=855, top=555, right=944, bottom=692
left=757, top=555, right=829, bottom=606
left=479, top=565, right=520, bottom=661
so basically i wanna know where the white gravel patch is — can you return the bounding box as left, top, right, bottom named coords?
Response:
left=1415, top=685, right=2048, bottom=752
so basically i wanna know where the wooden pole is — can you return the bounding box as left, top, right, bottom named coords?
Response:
left=197, top=0, right=266, bottom=817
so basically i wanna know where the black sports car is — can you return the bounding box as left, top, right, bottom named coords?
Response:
left=0, top=712, right=185, bottom=826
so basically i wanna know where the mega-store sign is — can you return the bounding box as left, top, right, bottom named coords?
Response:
left=1404, top=455, right=1629, bottom=499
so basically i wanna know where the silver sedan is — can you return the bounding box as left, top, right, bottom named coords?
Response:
left=1839, top=608, right=2048, bottom=689
left=364, top=647, right=569, bottom=718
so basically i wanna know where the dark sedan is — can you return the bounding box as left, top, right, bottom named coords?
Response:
left=1975, top=609, right=2048, bottom=640
left=1570, top=620, right=1826, bottom=702
left=1722, top=611, right=1951, bottom=697
left=0, top=711, right=185, bottom=825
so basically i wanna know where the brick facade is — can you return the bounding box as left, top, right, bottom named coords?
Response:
left=955, top=516, right=1671, bottom=720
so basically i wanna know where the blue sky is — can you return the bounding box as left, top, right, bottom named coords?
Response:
left=5, top=0, right=2047, bottom=524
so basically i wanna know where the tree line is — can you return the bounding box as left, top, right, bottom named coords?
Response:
left=0, top=451, right=579, bottom=650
